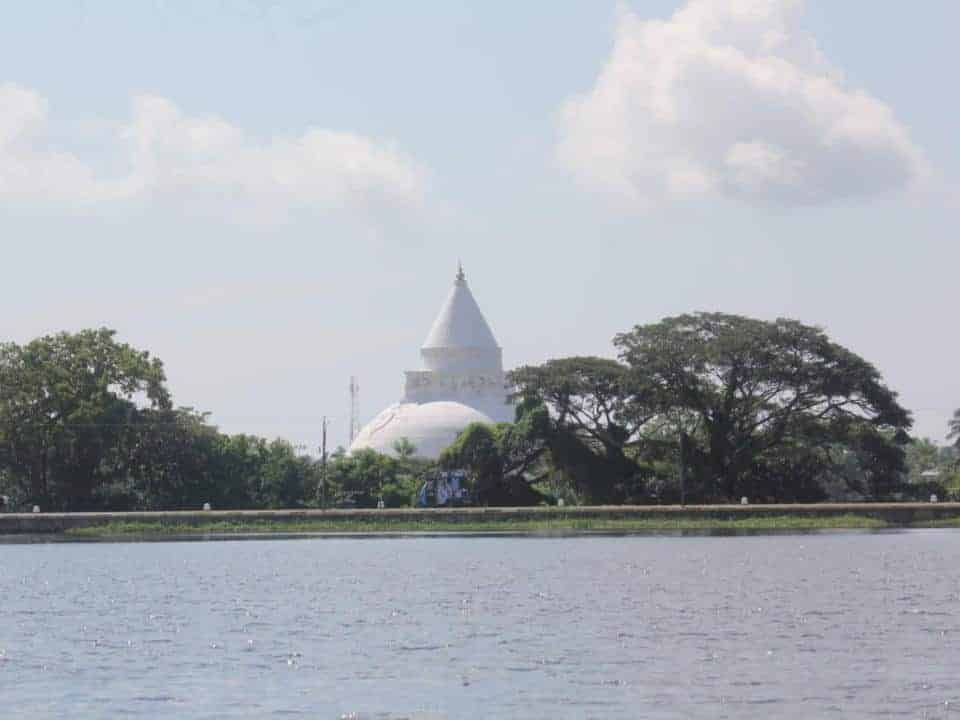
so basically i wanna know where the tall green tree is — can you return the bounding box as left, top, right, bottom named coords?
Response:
left=120, top=408, right=223, bottom=510
left=392, top=437, right=417, bottom=460
left=905, top=437, right=944, bottom=483
left=613, top=313, right=912, bottom=501
left=0, top=328, right=330, bottom=511
left=323, top=448, right=430, bottom=508
left=0, top=329, right=170, bottom=509
left=256, top=439, right=317, bottom=508
left=949, top=409, right=960, bottom=451
left=509, top=357, right=654, bottom=502
left=439, top=401, right=549, bottom=504
left=121, top=409, right=318, bottom=510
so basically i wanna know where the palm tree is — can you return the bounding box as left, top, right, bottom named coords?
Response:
left=949, top=409, right=960, bottom=450
left=392, top=437, right=417, bottom=460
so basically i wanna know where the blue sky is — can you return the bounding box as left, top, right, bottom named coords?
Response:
left=2, top=1, right=958, bottom=450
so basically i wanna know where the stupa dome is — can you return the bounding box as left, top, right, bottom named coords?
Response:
left=349, top=264, right=512, bottom=460
left=350, top=401, right=494, bottom=459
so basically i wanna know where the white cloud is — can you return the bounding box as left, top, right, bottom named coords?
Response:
left=0, top=84, right=425, bottom=213
left=557, top=0, right=927, bottom=208
left=0, top=83, right=104, bottom=204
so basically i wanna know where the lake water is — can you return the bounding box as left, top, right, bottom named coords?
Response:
left=1, top=531, right=959, bottom=719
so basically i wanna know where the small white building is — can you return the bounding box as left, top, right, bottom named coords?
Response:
left=349, top=265, right=512, bottom=459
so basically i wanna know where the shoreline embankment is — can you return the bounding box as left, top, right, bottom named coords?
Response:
left=2, top=503, right=960, bottom=536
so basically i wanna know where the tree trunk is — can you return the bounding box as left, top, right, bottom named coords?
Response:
left=707, top=419, right=737, bottom=501
left=30, top=455, right=44, bottom=505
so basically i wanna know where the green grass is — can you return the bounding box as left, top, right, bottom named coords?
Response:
left=64, top=513, right=892, bottom=537
left=907, top=516, right=960, bottom=528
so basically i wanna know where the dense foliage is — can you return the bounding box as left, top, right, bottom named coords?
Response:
left=509, top=313, right=921, bottom=504
left=1, top=329, right=171, bottom=509
left=0, top=329, right=432, bottom=511
left=322, top=445, right=432, bottom=508
left=508, top=357, right=653, bottom=503
left=903, top=436, right=959, bottom=499
left=438, top=398, right=549, bottom=505
left=1, top=323, right=954, bottom=510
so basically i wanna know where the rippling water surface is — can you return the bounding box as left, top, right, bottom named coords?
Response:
left=2, top=531, right=959, bottom=718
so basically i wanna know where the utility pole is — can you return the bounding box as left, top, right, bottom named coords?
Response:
left=349, top=376, right=360, bottom=445
left=678, top=429, right=687, bottom=507
left=319, top=416, right=328, bottom=509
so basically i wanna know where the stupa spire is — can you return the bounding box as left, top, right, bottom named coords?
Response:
left=422, top=263, right=499, bottom=351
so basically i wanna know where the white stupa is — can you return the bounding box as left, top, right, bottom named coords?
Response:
left=349, top=264, right=512, bottom=459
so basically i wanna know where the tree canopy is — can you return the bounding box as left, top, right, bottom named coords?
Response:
left=0, top=329, right=169, bottom=508
left=324, top=446, right=431, bottom=508
left=0, top=329, right=328, bottom=511
left=0, top=319, right=933, bottom=510
left=613, top=313, right=912, bottom=501
left=509, top=357, right=653, bottom=502
left=503, top=313, right=916, bottom=503
left=438, top=399, right=549, bottom=505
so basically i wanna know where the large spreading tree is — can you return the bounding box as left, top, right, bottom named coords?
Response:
left=508, top=357, right=656, bottom=502
left=613, top=313, right=913, bottom=501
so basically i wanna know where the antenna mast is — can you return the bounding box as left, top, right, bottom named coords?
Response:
left=349, top=376, right=360, bottom=444
left=318, top=416, right=328, bottom=508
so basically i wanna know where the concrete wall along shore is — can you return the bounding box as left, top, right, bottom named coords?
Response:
left=3, top=503, right=960, bottom=534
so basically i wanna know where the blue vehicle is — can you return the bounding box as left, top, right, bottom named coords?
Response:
left=417, top=470, right=471, bottom=507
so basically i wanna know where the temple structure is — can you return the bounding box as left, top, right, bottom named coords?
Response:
left=349, top=265, right=512, bottom=459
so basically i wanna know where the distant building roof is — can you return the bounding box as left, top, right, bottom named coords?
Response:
left=422, top=264, right=500, bottom=351
left=350, top=401, right=494, bottom=459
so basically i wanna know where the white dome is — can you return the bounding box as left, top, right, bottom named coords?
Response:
left=349, top=401, right=494, bottom=459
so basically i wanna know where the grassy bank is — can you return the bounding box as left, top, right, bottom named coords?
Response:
left=908, top=516, right=960, bottom=528
left=63, top=513, right=893, bottom=537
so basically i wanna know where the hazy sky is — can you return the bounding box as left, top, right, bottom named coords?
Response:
left=2, top=1, right=958, bottom=451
